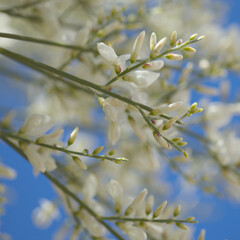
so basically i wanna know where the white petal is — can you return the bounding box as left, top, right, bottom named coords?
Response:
left=79, top=210, right=105, bottom=237
left=83, top=174, right=98, bottom=201
left=24, top=144, right=46, bottom=176
left=97, top=42, right=118, bottom=63
left=130, top=31, right=145, bottom=63
left=19, top=114, right=54, bottom=137
left=127, top=226, right=147, bottom=240
left=107, top=179, right=124, bottom=207
left=125, top=70, right=160, bottom=88
left=103, top=103, right=118, bottom=122
left=108, top=121, right=121, bottom=145
left=74, top=27, right=89, bottom=47
left=143, top=60, right=164, bottom=71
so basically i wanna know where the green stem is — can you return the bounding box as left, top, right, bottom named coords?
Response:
left=0, top=130, right=128, bottom=163
left=101, top=216, right=197, bottom=224
left=105, top=39, right=200, bottom=86
left=0, top=136, right=125, bottom=240
left=138, top=107, right=184, bottom=153
left=0, top=47, right=181, bottom=124
left=0, top=32, right=93, bottom=51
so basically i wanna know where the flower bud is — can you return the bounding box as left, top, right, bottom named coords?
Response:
left=108, top=149, right=115, bottom=155
left=177, top=141, right=187, bottom=146
left=150, top=37, right=167, bottom=58
left=173, top=205, right=181, bottom=217
left=67, top=127, right=79, bottom=146
left=145, top=195, right=154, bottom=215
left=153, top=200, right=167, bottom=218
left=142, top=60, right=164, bottom=71
left=165, top=53, right=183, bottom=61
left=130, top=31, right=145, bottom=63
left=198, top=229, right=206, bottom=240
left=162, top=117, right=178, bottom=131
left=125, top=188, right=148, bottom=215
left=107, top=179, right=124, bottom=213
left=72, top=156, right=87, bottom=170
left=92, top=146, right=104, bottom=154
left=197, top=36, right=206, bottom=41
left=184, top=46, right=196, bottom=53
left=189, top=33, right=198, bottom=40
left=150, top=32, right=157, bottom=50
left=98, top=97, right=105, bottom=107
left=171, top=137, right=183, bottom=143
left=170, top=31, right=177, bottom=47
left=153, top=132, right=171, bottom=149
left=176, top=223, right=189, bottom=230
left=176, top=39, right=183, bottom=45
left=169, top=101, right=183, bottom=111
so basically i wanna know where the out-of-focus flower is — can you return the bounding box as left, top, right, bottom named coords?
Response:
left=32, top=199, right=60, bottom=229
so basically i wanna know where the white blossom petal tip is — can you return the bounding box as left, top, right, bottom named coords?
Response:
left=124, top=70, right=160, bottom=88
left=97, top=42, right=118, bottom=63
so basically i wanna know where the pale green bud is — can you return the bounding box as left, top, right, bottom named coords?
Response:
left=172, top=137, right=183, bottom=143
left=176, top=223, right=189, bottom=230
left=165, top=53, right=183, bottom=61
left=92, top=146, right=104, bottom=154
left=184, top=46, right=196, bottom=53
left=189, top=33, right=198, bottom=40
left=150, top=37, right=167, bottom=58
left=98, top=97, right=105, bottom=107
left=153, top=200, right=167, bottom=218
left=108, top=149, right=115, bottom=155
left=145, top=195, right=154, bottom=215
left=177, top=141, right=187, bottom=147
left=173, top=205, right=181, bottom=217
left=170, top=31, right=177, bottom=47
left=125, top=188, right=148, bottom=215
left=198, top=229, right=206, bottom=240
left=162, top=117, right=178, bottom=130
left=67, top=127, right=79, bottom=146
left=72, top=156, right=87, bottom=170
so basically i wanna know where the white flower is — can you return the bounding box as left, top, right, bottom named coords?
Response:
left=0, top=161, right=17, bottom=179
left=23, top=144, right=57, bottom=176
left=78, top=210, right=105, bottom=237
left=97, top=42, right=118, bottom=63
left=32, top=199, right=60, bottom=229
left=107, top=179, right=124, bottom=213
left=126, top=225, right=147, bottom=240
left=83, top=174, right=98, bottom=201
left=204, top=102, right=240, bottom=129
left=123, top=70, right=160, bottom=88
left=19, top=114, right=54, bottom=137
left=74, top=27, right=89, bottom=47
left=102, top=97, right=127, bottom=122
left=97, top=42, right=123, bottom=74
left=108, top=121, right=121, bottom=145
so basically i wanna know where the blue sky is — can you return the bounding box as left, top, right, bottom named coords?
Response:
left=1, top=1, right=240, bottom=239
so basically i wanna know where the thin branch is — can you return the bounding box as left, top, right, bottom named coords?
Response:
left=0, top=130, right=128, bottom=163
left=0, top=136, right=125, bottom=240
left=101, top=216, right=197, bottom=224
left=0, top=32, right=94, bottom=52
left=138, top=107, right=184, bottom=153
left=105, top=38, right=201, bottom=86
left=0, top=47, right=181, bottom=124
